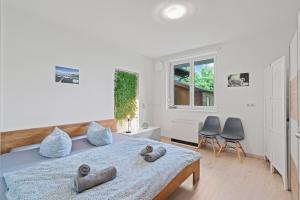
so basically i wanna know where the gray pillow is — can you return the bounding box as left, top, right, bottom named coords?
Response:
left=39, top=127, right=72, bottom=158
left=87, top=122, right=113, bottom=146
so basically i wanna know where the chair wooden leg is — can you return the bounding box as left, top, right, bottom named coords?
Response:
left=236, top=142, right=241, bottom=160
left=213, top=138, right=220, bottom=156
left=197, top=136, right=204, bottom=149
left=210, top=139, right=216, bottom=156
left=217, top=145, right=223, bottom=157
left=217, top=141, right=227, bottom=157
left=224, top=141, right=228, bottom=150
left=238, top=141, right=246, bottom=157
left=215, top=137, right=221, bottom=149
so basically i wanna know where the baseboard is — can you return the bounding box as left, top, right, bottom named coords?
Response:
left=246, top=153, right=264, bottom=160
left=162, top=136, right=264, bottom=160
left=171, top=138, right=198, bottom=147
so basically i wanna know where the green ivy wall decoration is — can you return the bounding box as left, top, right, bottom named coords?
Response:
left=114, top=70, right=138, bottom=122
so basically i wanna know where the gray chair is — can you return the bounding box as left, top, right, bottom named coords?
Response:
left=197, top=116, right=221, bottom=155
left=218, top=117, right=246, bottom=160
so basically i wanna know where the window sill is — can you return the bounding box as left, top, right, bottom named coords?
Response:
left=167, top=106, right=218, bottom=113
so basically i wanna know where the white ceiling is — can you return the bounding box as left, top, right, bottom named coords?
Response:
left=7, top=0, right=300, bottom=58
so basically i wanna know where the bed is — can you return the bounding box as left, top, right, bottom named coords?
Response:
left=0, top=119, right=201, bottom=200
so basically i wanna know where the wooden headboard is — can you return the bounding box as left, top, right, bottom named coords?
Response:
left=0, top=119, right=117, bottom=155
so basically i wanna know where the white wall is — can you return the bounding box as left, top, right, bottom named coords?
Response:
left=290, top=31, right=298, bottom=166
left=0, top=0, right=4, bottom=131
left=153, top=29, right=295, bottom=156
left=1, top=0, right=297, bottom=158
left=1, top=2, right=154, bottom=131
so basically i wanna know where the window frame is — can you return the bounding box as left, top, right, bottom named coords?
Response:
left=168, top=53, right=217, bottom=112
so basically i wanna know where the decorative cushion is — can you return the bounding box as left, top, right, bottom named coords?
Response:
left=39, top=127, right=72, bottom=158
left=87, top=122, right=113, bottom=146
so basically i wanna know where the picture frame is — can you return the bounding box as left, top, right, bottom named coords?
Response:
left=55, top=66, right=79, bottom=84
left=227, top=73, right=249, bottom=87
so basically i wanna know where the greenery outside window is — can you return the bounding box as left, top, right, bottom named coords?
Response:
left=169, top=54, right=216, bottom=110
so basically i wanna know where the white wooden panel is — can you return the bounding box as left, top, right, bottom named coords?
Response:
left=272, top=59, right=285, bottom=99
left=264, top=127, right=272, bottom=159
left=272, top=99, right=285, bottom=173
left=265, top=100, right=272, bottom=128
left=264, top=57, right=287, bottom=189
left=264, top=66, right=273, bottom=159
left=271, top=57, right=287, bottom=189
left=265, top=66, right=273, bottom=98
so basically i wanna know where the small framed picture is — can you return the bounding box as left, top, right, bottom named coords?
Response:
left=55, top=66, right=79, bottom=84
left=228, top=73, right=249, bottom=87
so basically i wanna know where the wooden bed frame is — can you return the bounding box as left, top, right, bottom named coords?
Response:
left=0, top=119, right=200, bottom=199
left=0, top=119, right=117, bottom=154
left=154, top=159, right=200, bottom=200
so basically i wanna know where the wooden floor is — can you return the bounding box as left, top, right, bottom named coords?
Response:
left=163, top=139, right=293, bottom=200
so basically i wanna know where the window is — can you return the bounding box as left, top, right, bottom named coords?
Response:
left=173, top=63, right=190, bottom=106
left=169, top=54, right=216, bottom=110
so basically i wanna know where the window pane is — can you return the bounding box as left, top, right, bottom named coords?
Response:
left=174, top=63, right=190, bottom=106
left=194, top=59, right=214, bottom=106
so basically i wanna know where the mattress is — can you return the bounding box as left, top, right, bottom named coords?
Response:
left=0, top=133, right=127, bottom=200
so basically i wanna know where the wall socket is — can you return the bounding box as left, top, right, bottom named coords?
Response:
left=246, top=103, right=255, bottom=107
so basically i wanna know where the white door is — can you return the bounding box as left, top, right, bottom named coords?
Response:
left=264, top=65, right=272, bottom=160
left=271, top=57, right=288, bottom=189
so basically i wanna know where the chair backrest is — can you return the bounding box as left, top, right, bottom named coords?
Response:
left=201, top=116, right=221, bottom=134
left=223, top=117, right=245, bottom=139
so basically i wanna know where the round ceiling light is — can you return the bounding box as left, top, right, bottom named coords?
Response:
left=153, top=2, right=195, bottom=23
left=162, top=4, right=187, bottom=20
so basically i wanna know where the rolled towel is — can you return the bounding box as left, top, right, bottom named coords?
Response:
left=74, top=166, right=117, bottom=193
left=144, top=146, right=166, bottom=162
left=78, top=164, right=91, bottom=177
left=140, top=145, right=153, bottom=156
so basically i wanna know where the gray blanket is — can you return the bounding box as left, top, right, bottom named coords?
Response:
left=0, top=134, right=127, bottom=200
left=3, top=137, right=201, bottom=200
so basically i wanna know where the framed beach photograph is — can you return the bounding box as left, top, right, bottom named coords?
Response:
left=55, top=66, right=79, bottom=84
left=228, top=73, right=249, bottom=87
